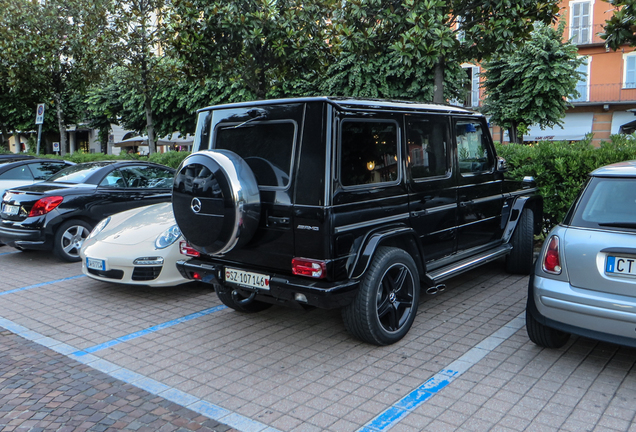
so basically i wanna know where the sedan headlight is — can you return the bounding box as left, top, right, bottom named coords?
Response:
left=155, top=224, right=181, bottom=249
left=88, top=217, right=111, bottom=239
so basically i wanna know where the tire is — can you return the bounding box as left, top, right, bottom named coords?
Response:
left=53, top=219, right=92, bottom=262
left=526, top=308, right=570, bottom=348
left=506, top=208, right=534, bottom=274
left=342, top=247, right=420, bottom=346
left=215, top=284, right=272, bottom=313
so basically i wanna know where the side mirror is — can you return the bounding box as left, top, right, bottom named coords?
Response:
left=496, top=156, right=508, bottom=172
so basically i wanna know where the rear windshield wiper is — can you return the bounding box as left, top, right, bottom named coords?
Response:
left=233, top=109, right=268, bottom=129
left=597, top=222, right=636, bottom=229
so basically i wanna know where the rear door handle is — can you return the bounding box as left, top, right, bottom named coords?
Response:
left=459, top=200, right=474, bottom=208
left=268, top=216, right=290, bottom=226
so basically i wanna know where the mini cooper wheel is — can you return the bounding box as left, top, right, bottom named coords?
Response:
left=53, top=219, right=92, bottom=262
left=526, top=308, right=570, bottom=348
left=342, top=247, right=420, bottom=345
left=506, top=208, right=534, bottom=274
left=215, top=284, right=272, bottom=313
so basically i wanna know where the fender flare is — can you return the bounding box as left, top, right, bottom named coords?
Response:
left=348, top=226, right=428, bottom=283
left=502, top=195, right=543, bottom=243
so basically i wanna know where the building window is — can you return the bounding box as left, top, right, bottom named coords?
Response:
left=625, top=53, right=636, bottom=89
left=570, top=1, right=591, bottom=45
left=461, top=65, right=480, bottom=108
left=571, top=57, right=590, bottom=102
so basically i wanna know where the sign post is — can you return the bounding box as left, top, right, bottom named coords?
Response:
left=35, top=103, right=45, bottom=155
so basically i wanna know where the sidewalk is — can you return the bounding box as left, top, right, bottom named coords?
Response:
left=0, top=329, right=234, bottom=432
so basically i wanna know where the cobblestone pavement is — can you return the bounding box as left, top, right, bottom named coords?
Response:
left=0, top=329, right=234, bottom=432
left=1, top=247, right=636, bottom=431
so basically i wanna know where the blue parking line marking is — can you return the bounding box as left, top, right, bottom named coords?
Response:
left=358, top=312, right=525, bottom=432
left=0, top=315, right=278, bottom=432
left=0, top=275, right=86, bottom=296
left=0, top=250, right=20, bottom=257
left=73, top=304, right=228, bottom=356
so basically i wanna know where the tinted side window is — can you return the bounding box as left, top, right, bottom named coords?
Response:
left=407, top=118, right=449, bottom=179
left=340, top=120, right=399, bottom=187
left=28, top=162, right=67, bottom=181
left=99, top=170, right=126, bottom=188
left=120, top=165, right=174, bottom=188
left=0, top=165, right=33, bottom=181
left=456, top=120, right=493, bottom=175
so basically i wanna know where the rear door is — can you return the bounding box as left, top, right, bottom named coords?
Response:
left=211, top=104, right=304, bottom=272
left=406, top=114, right=457, bottom=262
left=454, top=117, right=504, bottom=252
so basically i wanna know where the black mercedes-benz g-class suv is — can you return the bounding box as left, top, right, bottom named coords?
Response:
left=173, top=97, right=542, bottom=345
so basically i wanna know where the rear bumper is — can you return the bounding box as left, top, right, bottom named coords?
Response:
left=527, top=273, right=636, bottom=348
left=177, top=259, right=360, bottom=309
left=0, top=226, right=49, bottom=249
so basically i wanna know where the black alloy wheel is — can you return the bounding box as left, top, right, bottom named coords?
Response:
left=343, top=247, right=420, bottom=345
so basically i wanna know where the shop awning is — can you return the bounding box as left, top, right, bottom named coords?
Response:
left=611, top=111, right=636, bottom=135
left=523, top=113, right=594, bottom=141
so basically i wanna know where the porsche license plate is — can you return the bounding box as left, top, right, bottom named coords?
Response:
left=86, top=257, right=106, bottom=271
left=225, top=267, right=270, bottom=290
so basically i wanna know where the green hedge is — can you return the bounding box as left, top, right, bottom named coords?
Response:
left=0, top=150, right=191, bottom=169
left=496, top=135, right=636, bottom=233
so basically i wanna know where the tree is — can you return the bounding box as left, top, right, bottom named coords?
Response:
left=324, top=0, right=560, bottom=103
left=109, top=0, right=175, bottom=154
left=166, top=0, right=334, bottom=101
left=602, top=0, right=636, bottom=49
left=481, top=22, right=585, bottom=143
left=0, top=0, right=111, bottom=156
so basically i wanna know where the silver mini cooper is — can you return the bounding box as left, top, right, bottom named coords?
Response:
left=527, top=160, right=636, bottom=348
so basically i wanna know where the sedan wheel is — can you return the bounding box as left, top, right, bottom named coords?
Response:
left=54, top=219, right=92, bottom=262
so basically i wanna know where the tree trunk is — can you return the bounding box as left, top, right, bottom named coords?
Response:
left=433, top=58, right=445, bottom=104
left=0, top=124, right=10, bottom=151
left=144, top=93, right=156, bottom=155
left=508, top=122, right=524, bottom=144
left=54, top=92, right=67, bottom=156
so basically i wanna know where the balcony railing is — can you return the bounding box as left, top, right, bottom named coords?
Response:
left=568, top=24, right=606, bottom=46
left=570, top=83, right=636, bottom=103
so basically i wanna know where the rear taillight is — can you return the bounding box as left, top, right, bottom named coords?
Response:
left=542, top=236, right=561, bottom=274
left=292, top=258, right=326, bottom=279
left=179, top=241, right=200, bottom=257
left=28, top=196, right=63, bottom=217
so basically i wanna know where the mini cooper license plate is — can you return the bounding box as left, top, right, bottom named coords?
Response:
left=606, top=256, right=636, bottom=276
left=2, top=204, right=19, bottom=216
left=225, top=267, right=270, bottom=290
left=86, top=257, right=106, bottom=271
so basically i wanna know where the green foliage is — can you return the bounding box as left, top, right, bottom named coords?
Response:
left=148, top=151, right=191, bottom=169
left=18, top=150, right=190, bottom=169
left=601, top=0, right=636, bottom=49
left=167, top=0, right=334, bottom=100
left=496, top=135, right=636, bottom=231
left=482, top=22, right=584, bottom=143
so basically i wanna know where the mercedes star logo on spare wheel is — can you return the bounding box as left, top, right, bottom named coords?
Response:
left=191, top=197, right=202, bottom=214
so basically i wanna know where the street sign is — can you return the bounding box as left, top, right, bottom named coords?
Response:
left=53, top=142, right=60, bottom=152
left=35, top=103, right=45, bottom=125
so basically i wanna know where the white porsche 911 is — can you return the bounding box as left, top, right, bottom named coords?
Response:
left=81, top=202, right=198, bottom=287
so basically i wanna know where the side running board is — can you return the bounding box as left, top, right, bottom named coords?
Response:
left=426, top=244, right=512, bottom=285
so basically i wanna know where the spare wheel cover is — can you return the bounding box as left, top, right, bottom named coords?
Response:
left=172, top=149, right=260, bottom=255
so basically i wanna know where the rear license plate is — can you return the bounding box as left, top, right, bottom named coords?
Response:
left=86, top=257, right=106, bottom=271
left=225, top=267, right=270, bottom=290
left=2, top=204, right=19, bottom=216
left=606, top=256, right=636, bottom=276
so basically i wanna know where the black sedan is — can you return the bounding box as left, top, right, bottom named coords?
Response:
left=0, top=160, right=175, bottom=262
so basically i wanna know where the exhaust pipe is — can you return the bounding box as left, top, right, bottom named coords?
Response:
left=426, top=284, right=446, bottom=295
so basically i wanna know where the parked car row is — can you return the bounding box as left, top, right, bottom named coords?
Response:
left=2, top=98, right=636, bottom=349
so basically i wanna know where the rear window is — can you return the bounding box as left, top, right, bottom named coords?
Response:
left=214, top=121, right=296, bottom=188
left=571, top=177, right=636, bottom=230
left=47, top=163, right=111, bottom=184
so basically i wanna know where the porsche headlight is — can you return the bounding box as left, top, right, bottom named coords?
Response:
left=88, top=217, right=111, bottom=239
left=155, top=224, right=181, bottom=249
